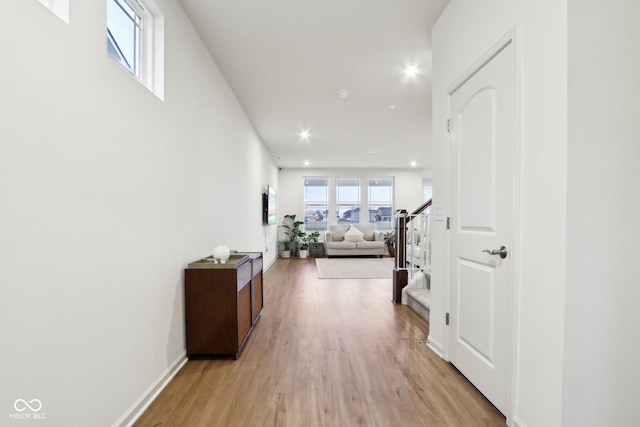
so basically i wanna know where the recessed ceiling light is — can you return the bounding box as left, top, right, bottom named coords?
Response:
left=367, top=150, right=375, bottom=154
left=299, top=130, right=310, bottom=141
left=389, top=105, right=397, bottom=110
left=410, top=160, right=418, bottom=168
left=304, top=160, right=310, bottom=167
left=404, top=65, right=419, bottom=79
left=337, top=89, right=350, bottom=99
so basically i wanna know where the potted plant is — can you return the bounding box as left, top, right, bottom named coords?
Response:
left=307, top=231, right=320, bottom=243
left=280, top=214, right=304, bottom=257
left=298, top=237, right=309, bottom=259
left=384, top=230, right=396, bottom=257
left=295, top=227, right=321, bottom=259
left=279, top=240, right=291, bottom=258
left=304, top=231, right=321, bottom=257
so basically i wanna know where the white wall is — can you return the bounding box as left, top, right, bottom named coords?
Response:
left=563, top=1, right=640, bottom=426
left=278, top=168, right=424, bottom=236
left=431, top=1, right=567, bottom=426
left=0, top=1, right=277, bottom=426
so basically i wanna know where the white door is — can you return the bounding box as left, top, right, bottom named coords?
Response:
left=448, top=40, right=516, bottom=414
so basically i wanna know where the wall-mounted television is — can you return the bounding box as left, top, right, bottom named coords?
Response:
left=264, top=185, right=277, bottom=225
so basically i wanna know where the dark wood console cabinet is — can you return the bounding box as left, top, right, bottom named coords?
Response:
left=245, top=253, right=264, bottom=324
left=185, top=252, right=263, bottom=359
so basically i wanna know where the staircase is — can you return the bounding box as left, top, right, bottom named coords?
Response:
left=407, top=288, right=431, bottom=322
left=404, top=270, right=431, bottom=323
left=392, top=200, right=432, bottom=323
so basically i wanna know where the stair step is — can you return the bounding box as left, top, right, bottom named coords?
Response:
left=406, top=288, right=430, bottom=322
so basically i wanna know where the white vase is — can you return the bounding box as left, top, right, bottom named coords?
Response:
left=213, top=245, right=231, bottom=263
left=299, top=249, right=308, bottom=259
left=280, top=250, right=290, bottom=259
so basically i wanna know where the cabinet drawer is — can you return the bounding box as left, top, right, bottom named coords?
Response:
left=237, top=263, right=251, bottom=289
left=253, top=257, right=263, bottom=274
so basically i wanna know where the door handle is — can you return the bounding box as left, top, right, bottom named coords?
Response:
left=482, top=246, right=508, bottom=259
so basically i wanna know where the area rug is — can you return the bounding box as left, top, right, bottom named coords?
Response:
left=315, top=258, right=394, bottom=279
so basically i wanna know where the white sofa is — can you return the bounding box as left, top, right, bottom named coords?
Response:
left=323, top=224, right=385, bottom=257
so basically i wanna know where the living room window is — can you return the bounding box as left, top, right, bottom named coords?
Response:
left=368, top=177, right=394, bottom=230
left=336, top=178, right=361, bottom=224
left=107, top=0, right=165, bottom=99
left=424, top=186, right=433, bottom=202
left=303, top=178, right=329, bottom=232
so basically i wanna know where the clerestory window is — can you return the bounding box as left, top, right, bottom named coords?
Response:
left=107, top=0, right=143, bottom=78
left=107, top=0, right=165, bottom=99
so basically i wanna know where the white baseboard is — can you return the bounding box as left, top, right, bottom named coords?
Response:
left=511, top=416, right=527, bottom=427
left=113, top=351, right=188, bottom=427
left=426, top=336, right=446, bottom=360
left=264, top=256, right=276, bottom=272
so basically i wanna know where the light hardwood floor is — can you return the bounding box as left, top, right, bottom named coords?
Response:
left=135, top=258, right=505, bottom=427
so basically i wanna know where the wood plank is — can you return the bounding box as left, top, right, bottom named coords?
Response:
left=135, top=258, right=505, bottom=427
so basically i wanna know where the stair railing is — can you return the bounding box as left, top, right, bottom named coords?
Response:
left=392, top=199, right=432, bottom=303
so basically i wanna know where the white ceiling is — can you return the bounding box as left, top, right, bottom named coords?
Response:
left=178, top=0, right=450, bottom=176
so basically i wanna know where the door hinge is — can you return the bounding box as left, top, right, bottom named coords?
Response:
left=446, top=217, right=450, bottom=230
left=446, top=312, right=450, bottom=325
left=446, top=118, right=451, bottom=133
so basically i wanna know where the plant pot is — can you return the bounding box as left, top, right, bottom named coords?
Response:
left=387, top=244, right=396, bottom=258
left=280, top=250, right=290, bottom=259
left=299, top=249, right=308, bottom=259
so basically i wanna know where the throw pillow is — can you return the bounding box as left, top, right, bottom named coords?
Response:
left=330, top=224, right=350, bottom=242
left=344, top=225, right=365, bottom=242
left=355, top=224, right=375, bottom=241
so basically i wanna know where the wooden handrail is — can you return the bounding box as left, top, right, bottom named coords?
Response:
left=411, top=198, right=432, bottom=216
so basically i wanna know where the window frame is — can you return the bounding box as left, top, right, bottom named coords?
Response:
left=303, top=177, right=330, bottom=232
left=336, top=178, right=361, bottom=225
left=368, top=177, right=394, bottom=230
left=424, top=186, right=433, bottom=203
left=107, top=0, right=145, bottom=79
left=107, top=0, right=165, bottom=99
